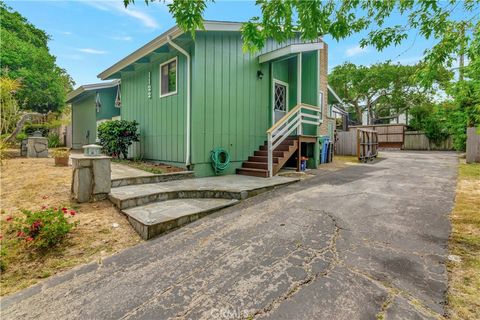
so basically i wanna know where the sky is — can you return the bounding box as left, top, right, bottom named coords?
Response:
left=6, top=0, right=442, bottom=88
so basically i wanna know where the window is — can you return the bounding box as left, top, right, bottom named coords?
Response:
left=274, top=82, right=287, bottom=112
left=160, top=57, right=177, bottom=97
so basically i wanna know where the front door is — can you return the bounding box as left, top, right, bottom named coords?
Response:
left=273, top=80, right=288, bottom=124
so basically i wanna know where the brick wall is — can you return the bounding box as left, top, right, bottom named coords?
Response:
left=318, top=41, right=335, bottom=137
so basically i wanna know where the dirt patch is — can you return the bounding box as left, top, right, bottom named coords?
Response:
left=112, top=159, right=185, bottom=175
left=0, top=155, right=141, bottom=296
left=447, top=161, right=480, bottom=319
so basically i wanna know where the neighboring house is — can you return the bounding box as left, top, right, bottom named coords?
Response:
left=97, top=20, right=336, bottom=177
left=67, top=80, right=121, bottom=149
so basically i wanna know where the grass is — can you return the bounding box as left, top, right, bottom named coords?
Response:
left=112, top=159, right=185, bottom=175
left=0, top=154, right=141, bottom=296
left=447, top=161, right=480, bottom=319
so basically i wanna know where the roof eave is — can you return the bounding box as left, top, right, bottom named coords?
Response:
left=97, top=21, right=244, bottom=80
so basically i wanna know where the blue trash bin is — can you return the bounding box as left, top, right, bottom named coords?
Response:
left=321, top=136, right=330, bottom=164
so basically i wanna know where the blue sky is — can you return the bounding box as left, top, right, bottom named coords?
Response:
left=7, top=0, right=440, bottom=87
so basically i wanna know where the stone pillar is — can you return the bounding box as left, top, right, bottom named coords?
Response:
left=26, top=137, right=48, bottom=158
left=71, top=155, right=111, bottom=203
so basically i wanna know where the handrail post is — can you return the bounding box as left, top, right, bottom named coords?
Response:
left=267, top=132, right=273, bottom=177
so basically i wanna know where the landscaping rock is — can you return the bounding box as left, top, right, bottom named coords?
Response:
left=26, top=137, right=48, bottom=158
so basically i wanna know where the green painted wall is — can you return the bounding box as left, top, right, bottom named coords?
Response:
left=301, top=51, right=319, bottom=135
left=97, top=87, right=120, bottom=120
left=72, top=94, right=96, bottom=149
left=191, top=32, right=271, bottom=176
left=71, top=87, right=121, bottom=149
left=120, top=49, right=189, bottom=165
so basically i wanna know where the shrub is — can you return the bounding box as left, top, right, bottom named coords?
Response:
left=23, top=123, right=49, bottom=137
left=15, top=131, right=27, bottom=142
left=11, top=207, right=77, bottom=250
left=51, top=148, right=70, bottom=158
left=47, top=132, right=61, bottom=148
left=97, top=120, right=140, bottom=159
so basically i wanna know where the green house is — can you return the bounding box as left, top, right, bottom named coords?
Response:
left=98, top=21, right=335, bottom=177
left=67, top=80, right=121, bottom=149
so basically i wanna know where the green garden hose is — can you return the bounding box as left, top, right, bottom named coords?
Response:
left=210, top=147, right=231, bottom=175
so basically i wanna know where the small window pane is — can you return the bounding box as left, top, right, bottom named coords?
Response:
left=161, top=59, right=177, bottom=96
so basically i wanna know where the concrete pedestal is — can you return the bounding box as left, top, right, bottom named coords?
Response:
left=71, top=155, right=111, bottom=203
left=26, top=137, right=48, bottom=158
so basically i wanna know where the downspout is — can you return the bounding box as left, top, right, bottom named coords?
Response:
left=167, top=36, right=191, bottom=167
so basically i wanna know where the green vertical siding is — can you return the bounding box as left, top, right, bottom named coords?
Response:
left=192, top=32, right=271, bottom=176
left=120, top=50, right=188, bottom=164
left=72, top=94, right=96, bottom=149
left=96, top=87, right=120, bottom=120
left=301, top=51, right=319, bottom=135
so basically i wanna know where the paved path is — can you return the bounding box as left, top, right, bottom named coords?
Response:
left=1, top=151, right=458, bottom=320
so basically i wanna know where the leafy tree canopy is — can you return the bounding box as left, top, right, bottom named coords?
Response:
left=328, top=61, right=451, bottom=124
left=125, top=0, right=479, bottom=85
left=0, top=1, right=74, bottom=113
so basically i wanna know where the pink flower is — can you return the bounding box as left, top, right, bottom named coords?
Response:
left=17, top=231, right=25, bottom=238
left=0, top=235, right=3, bottom=240
left=41, top=205, right=47, bottom=210
left=6, top=216, right=13, bottom=222
left=69, top=210, right=76, bottom=216
left=25, top=237, right=33, bottom=242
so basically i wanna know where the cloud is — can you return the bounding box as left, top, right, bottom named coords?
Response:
left=111, top=35, right=133, bottom=41
left=77, top=48, right=108, bottom=54
left=84, top=1, right=159, bottom=29
left=345, top=45, right=368, bottom=57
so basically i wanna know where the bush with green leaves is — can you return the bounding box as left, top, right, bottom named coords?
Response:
left=8, top=207, right=77, bottom=251
left=97, top=120, right=140, bottom=159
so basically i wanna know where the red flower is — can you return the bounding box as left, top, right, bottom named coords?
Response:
left=69, top=210, right=76, bottom=216
left=41, top=205, right=47, bottom=210
left=62, top=207, right=68, bottom=212
left=25, top=237, right=33, bottom=242
left=0, top=235, right=3, bottom=240
left=17, top=231, right=25, bottom=238
left=42, top=195, right=48, bottom=199
left=6, top=216, right=13, bottom=221
left=54, top=207, right=58, bottom=211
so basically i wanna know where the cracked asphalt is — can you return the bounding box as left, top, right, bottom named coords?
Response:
left=0, top=151, right=458, bottom=320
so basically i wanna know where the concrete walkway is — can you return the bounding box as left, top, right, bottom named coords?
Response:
left=1, top=151, right=458, bottom=319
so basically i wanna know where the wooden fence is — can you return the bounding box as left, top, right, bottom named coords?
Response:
left=404, top=131, right=454, bottom=151
left=349, top=124, right=405, bottom=149
left=336, top=129, right=357, bottom=156
left=466, top=127, right=480, bottom=163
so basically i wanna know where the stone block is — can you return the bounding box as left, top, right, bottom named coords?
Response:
left=26, top=137, right=48, bottom=158
left=73, top=167, right=92, bottom=203
left=92, top=159, right=111, bottom=194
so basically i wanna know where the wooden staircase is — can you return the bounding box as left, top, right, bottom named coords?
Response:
left=237, top=137, right=298, bottom=178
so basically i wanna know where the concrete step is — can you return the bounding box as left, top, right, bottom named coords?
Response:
left=111, top=171, right=194, bottom=188
left=109, top=175, right=298, bottom=210
left=123, top=198, right=239, bottom=240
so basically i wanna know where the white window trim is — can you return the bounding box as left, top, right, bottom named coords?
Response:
left=159, top=56, right=178, bottom=98
left=318, top=90, right=324, bottom=118
left=272, top=79, right=289, bottom=124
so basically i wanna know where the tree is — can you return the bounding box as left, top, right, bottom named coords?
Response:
left=0, top=2, right=74, bottom=113
left=328, top=62, right=450, bottom=124
left=125, top=0, right=479, bottom=85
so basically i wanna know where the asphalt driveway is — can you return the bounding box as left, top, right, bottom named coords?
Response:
left=1, top=151, right=458, bottom=319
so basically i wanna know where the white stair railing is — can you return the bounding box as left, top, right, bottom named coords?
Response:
left=266, top=104, right=322, bottom=177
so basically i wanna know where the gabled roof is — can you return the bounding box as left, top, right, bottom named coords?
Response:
left=97, top=21, right=243, bottom=80
left=66, top=79, right=120, bottom=103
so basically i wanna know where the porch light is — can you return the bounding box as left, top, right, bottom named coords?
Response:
left=257, top=70, right=264, bottom=79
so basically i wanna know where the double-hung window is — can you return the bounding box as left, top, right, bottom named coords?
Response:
left=160, top=57, right=177, bottom=97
